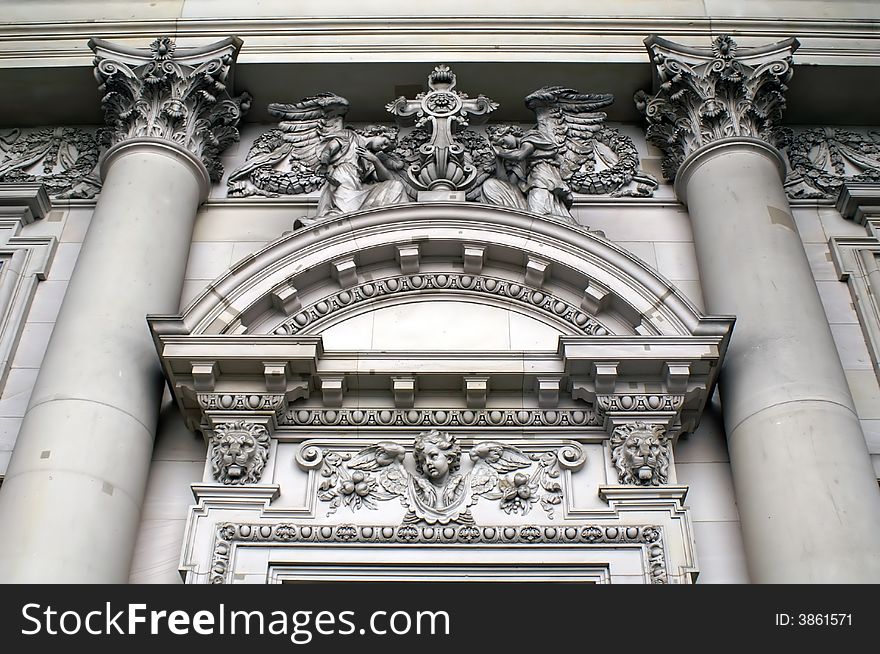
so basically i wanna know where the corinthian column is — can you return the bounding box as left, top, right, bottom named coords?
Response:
left=638, top=35, right=880, bottom=583
left=0, top=36, right=249, bottom=582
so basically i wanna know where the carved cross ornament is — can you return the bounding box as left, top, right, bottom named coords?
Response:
left=226, top=64, right=657, bottom=214
left=386, top=65, right=499, bottom=192
left=89, top=36, right=251, bottom=181
left=636, top=35, right=798, bottom=180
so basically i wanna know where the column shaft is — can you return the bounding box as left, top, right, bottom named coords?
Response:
left=0, top=139, right=207, bottom=582
left=678, top=138, right=880, bottom=582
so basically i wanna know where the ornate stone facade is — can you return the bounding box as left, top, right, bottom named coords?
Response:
left=1, top=5, right=879, bottom=588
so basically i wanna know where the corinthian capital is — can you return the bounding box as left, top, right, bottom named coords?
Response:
left=89, top=36, right=251, bottom=181
left=635, top=35, right=798, bottom=180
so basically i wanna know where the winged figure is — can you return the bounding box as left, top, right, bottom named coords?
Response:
left=481, top=87, right=614, bottom=221
left=227, top=93, right=409, bottom=218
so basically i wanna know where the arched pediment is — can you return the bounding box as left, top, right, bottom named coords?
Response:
left=165, top=202, right=728, bottom=339
left=149, top=202, right=732, bottom=434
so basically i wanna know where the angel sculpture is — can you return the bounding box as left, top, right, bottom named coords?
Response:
left=227, top=93, right=408, bottom=219
left=481, top=86, right=614, bottom=222
left=316, top=430, right=560, bottom=525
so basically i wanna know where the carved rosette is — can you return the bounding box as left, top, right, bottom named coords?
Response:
left=89, top=36, right=251, bottom=181
left=209, top=420, right=271, bottom=485
left=636, top=35, right=797, bottom=180
left=609, top=421, right=670, bottom=486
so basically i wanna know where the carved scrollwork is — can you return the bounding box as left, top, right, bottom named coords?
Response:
left=90, top=36, right=250, bottom=181
left=209, top=420, right=271, bottom=485
left=210, top=521, right=667, bottom=584
left=609, top=421, right=670, bottom=486
left=272, top=272, right=611, bottom=337
left=636, top=35, right=796, bottom=180
left=307, top=432, right=584, bottom=524
left=0, top=127, right=104, bottom=198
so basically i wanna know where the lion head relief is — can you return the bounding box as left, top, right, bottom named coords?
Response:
left=610, top=422, right=670, bottom=486
left=210, top=421, right=271, bottom=485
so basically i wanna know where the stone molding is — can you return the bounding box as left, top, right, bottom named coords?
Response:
left=99, top=137, right=212, bottom=201
left=831, top=183, right=880, bottom=384
left=209, top=521, right=668, bottom=584
left=0, top=184, right=56, bottom=389
left=0, top=17, right=874, bottom=67
left=672, top=136, right=787, bottom=204
left=272, top=272, right=612, bottom=338
left=89, top=35, right=250, bottom=182
left=638, top=35, right=797, bottom=181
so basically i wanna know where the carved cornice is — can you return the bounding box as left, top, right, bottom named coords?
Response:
left=282, top=407, right=601, bottom=429
left=272, top=273, right=611, bottom=338
left=637, top=35, right=798, bottom=181
left=210, top=521, right=667, bottom=584
left=89, top=36, right=250, bottom=181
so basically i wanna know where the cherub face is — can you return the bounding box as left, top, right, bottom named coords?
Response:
left=421, top=443, right=449, bottom=481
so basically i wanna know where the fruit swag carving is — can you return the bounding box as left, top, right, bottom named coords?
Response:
left=298, top=430, right=586, bottom=525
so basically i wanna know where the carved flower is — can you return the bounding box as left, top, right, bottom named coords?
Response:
left=712, top=35, right=738, bottom=60
left=699, top=98, right=726, bottom=119
left=274, top=524, right=298, bottom=542
left=397, top=525, right=420, bottom=542
left=520, top=526, right=542, bottom=542
left=150, top=36, right=176, bottom=61
left=582, top=526, right=604, bottom=543
left=457, top=526, right=481, bottom=543
left=335, top=525, right=358, bottom=541
left=642, top=527, right=661, bottom=543
left=161, top=98, right=188, bottom=120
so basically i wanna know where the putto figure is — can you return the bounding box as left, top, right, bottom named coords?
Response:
left=227, top=93, right=408, bottom=218
left=481, top=86, right=614, bottom=221
left=411, top=429, right=468, bottom=514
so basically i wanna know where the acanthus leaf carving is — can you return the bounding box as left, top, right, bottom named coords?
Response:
left=636, top=35, right=797, bottom=180
left=609, top=421, right=671, bottom=486
left=90, top=35, right=250, bottom=181
left=307, top=431, right=584, bottom=524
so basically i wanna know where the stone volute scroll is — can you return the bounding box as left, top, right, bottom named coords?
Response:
left=90, top=35, right=252, bottom=182
left=635, top=34, right=797, bottom=181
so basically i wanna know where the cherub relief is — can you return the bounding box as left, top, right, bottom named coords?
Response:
left=315, top=430, right=573, bottom=524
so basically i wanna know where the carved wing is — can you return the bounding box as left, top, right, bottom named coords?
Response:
left=227, top=93, right=349, bottom=196
left=469, top=441, right=532, bottom=498
left=347, top=441, right=406, bottom=471
left=347, top=441, right=408, bottom=499
left=469, top=441, right=532, bottom=472
left=525, top=86, right=614, bottom=180
left=268, top=93, right=350, bottom=172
